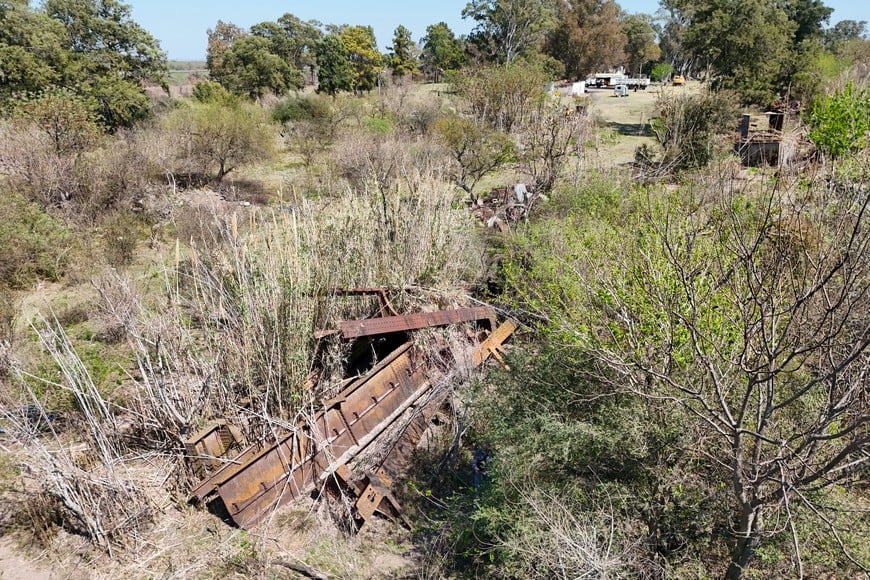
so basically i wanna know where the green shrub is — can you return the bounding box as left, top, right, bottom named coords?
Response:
left=807, top=82, right=870, bottom=157
left=0, top=192, right=71, bottom=288
left=272, top=94, right=331, bottom=124
left=651, top=62, right=674, bottom=82
left=650, top=90, right=738, bottom=170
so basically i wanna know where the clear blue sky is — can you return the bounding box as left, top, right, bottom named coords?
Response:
left=125, top=0, right=870, bottom=61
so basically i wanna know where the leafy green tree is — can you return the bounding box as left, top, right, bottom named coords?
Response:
left=682, top=0, right=796, bottom=104
left=545, top=0, right=625, bottom=79
left=339, top=25, right=383, bottom=93
left=219, top=35, right=303, bottom=98
left=807, top=82, right=870, bottom=157
left=206, top=20, right=245, bottom=83
left=315, top=34, right=353, bottom=96
left=165, top=101, right=276, bottom=184
left=387, top=25, right=417, bottom=81
left=825, top=20, right=868, bottom=49
left=463, top=0, right=557, bottom=63
left=0, top=0, right=66, bottom=100
left=650, top=61, right=674, bottom=82
left=420, top=22, right=465, bottom=82
left=1, top=0, right=166, bottom=128
left=784, top=0, right=833, bottom=44
left=276, top=13, right=323, bottom=80
left=44, top=0, right=166, bottom=84
left=434, top=114, right=515, bottom=201
left=657, top=0, right=695, bottom=76
left=621, top=13, right=661, bottom=75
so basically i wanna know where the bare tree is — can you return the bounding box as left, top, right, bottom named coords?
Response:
left=505, top=172, right=870, bottom=577
left=575, top=177, right=869, bottom=578
left=515, top=100, right=588, bottom=196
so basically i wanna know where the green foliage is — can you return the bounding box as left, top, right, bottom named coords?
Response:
left=0, top=1, right=65, bottom=101
left=684, top=0, right=795, bottom=104
left=387, top=24, right=417, bottom=80
left=206, top=20, right=245, bottom=83
left=339, top=25, right=383, bottom=93
left=0, top=191, right=71, bottom=289
left=420, top=22, right=465, bottom=82
left=621, top=13, right=661, bottom=75
left=164, top=101, right=277, bottom=184
left=272, top=94, right=331, bottom=124
left=825, top=20, right=867, bottom=50
left=462, top=0, right=557, bottom=63
left=453, top=59, right=549, bottom=132
left=361, top=115, right=393, bottom=135
left=496, top=170, right=870, bottom=578
left=315, top=35, right=353, bottom=96
left=651, top=62, right=674, bottom=82
left=13, top=89, right=103, bottom=154
left=217, top=35, right=303, bottom=99
left=0, top=0, right=167, bottom=128
left=545, top=0, right=626, bottom=79
left=191, top=80, right=237, bottom=105
left=807, top=82, right=870, bottom=157
left=650, top=90, right=738, bottom=170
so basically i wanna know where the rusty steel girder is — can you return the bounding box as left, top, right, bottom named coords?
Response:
left=339, top=307, right=496, bottom=339
left=201, top=342, right=436, bottom=528
left=189, top=312, right=516, bottom=530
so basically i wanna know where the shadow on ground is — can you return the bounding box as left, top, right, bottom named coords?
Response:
left=607, top=121, right=654, bottom=137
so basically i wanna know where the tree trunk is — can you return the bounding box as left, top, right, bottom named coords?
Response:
left=726, top=504, right=763, bottom=579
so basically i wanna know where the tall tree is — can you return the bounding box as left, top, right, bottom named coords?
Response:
left=463, top=0, right=557, bottom=63
left=339, top=25, right=382, bottom=93
left=1, top=0, right=166, bottom=128
left=0, top=0, right=66, bottom=99
left=825, top=20, right=868, bottom=48
left=656, top=1, right=695, bottom=75
left=545, top=0, right=625, bottom=79
left=276, top=13, right=323, bottom=81
left=784, top=0, right=833, bottom=44
left=44, top=0, right=166, bottom=85
left=621, top=13, right=661, bottom=75
left=315, top=34, right=352, bottom=96
left=206, top=20, right=245, bottom=86
left=219, top=35, right=303, bottom=99
left=387, top=25, right=417, bottom=82
left=420, top=22, right=465, bottom=82
left=681, top=0, right=795, bottom=103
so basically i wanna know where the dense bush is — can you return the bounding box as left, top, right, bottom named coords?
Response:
left=807, top=81, right=870, bottom=157
left=649, top=90, right=738, bottom=170
left=0, top=192, right=72, bottom=289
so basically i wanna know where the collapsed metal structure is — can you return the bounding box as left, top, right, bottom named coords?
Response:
left=186, top=302, right=515, bottom=529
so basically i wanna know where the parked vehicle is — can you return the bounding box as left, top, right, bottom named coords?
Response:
left=672, top=74, right=686, bottom=86
left=613, top=84, right=629, bottom=97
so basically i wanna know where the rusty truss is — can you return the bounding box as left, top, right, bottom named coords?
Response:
left=186, top=304, right=515, bottom=529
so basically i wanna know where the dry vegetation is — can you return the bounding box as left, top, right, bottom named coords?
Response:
left=1, top=65, right=868, bottom=579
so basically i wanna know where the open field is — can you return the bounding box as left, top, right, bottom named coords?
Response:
left=579, top=80, right=705, bottom=167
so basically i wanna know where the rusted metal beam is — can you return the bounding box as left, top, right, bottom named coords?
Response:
left=472, top=320, right=517, bottom=368
left=189, top=313, right=517, bottom=530
left=339, top=307, right=496, bottom=339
